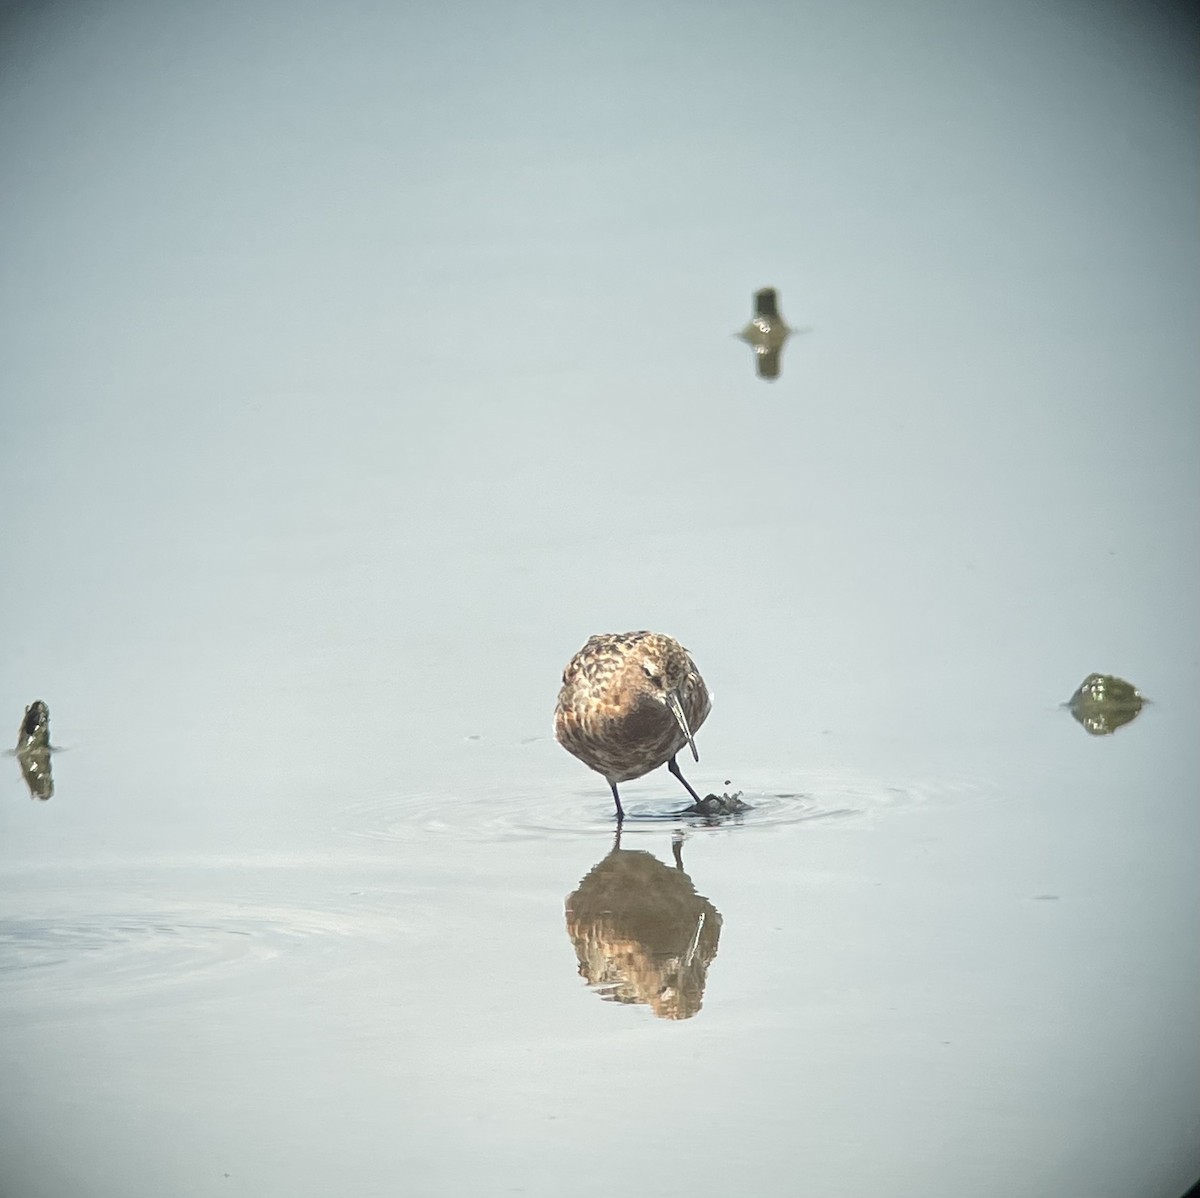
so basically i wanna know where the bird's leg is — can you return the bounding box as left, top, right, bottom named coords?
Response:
left=609, top=780, right=625, bottom=822
left=668, top=755, right=704, bottom=805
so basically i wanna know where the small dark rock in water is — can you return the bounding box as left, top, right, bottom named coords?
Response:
left=16, top=700, right=50, bottom=753
left=685, top=792, right=752, bottom=817
left=1068, top=673, right=1144, bottom=736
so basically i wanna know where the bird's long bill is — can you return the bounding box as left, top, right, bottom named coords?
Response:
left=666, top=689, right=699, bottom=762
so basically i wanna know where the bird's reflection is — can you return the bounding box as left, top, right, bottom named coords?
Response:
left=737, top=286, right=806, bottom=380
left=1067, top=673, right=1144, bottom=736
left=14, top=700, right=54, bottom=799
left=564, top=832, right=722, bottom=1020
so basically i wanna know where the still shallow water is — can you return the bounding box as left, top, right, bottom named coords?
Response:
left=2, top=2, right=1198, bottom=1195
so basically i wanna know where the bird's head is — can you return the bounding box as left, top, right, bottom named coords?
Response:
left=631, top=642, right=699, bottom=762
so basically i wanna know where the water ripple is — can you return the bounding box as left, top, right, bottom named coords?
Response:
left=0, top=898, right=405, bottom=1017
left=336, top=771, right=993, bottom=843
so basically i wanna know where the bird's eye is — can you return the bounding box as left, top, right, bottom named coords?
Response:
left=642, top=663, right=661, bottom=683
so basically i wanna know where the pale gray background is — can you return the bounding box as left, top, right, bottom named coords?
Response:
left=2, top=1, right=1197, bottom=1196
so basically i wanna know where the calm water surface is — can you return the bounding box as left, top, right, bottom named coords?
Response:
left=2, top=2, right=1197, bottom=1196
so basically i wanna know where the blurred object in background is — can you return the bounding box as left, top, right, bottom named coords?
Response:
left=737, top=286, right=807, bottom=381
left=1068, top=673, right=1145, bottom=736
left=15, top=700, right=54, bottom=800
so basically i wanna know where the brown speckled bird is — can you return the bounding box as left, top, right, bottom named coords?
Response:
left=554, top=631, right=712, bottom=821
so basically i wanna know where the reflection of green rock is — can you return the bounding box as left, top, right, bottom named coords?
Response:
left=18, top=749, right=54, bottom=800
left=1068, top=673, right=1144, bottom=736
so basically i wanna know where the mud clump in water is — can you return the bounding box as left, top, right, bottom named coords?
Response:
left=685, top=792, right=752, bottom=817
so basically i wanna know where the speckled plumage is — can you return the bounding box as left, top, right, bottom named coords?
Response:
left=554, top=631, right=712, bottom=820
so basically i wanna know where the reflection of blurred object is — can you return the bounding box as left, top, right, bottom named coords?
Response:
left=565, top=836, right=722, bottom=1020
left=18, top=748, right=54, bottom=800
left=737, top=286, right=807, bottom=380
left=15, top=700, right=54, bottom=799
left=1068, top=673, right=1144, bottom=736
